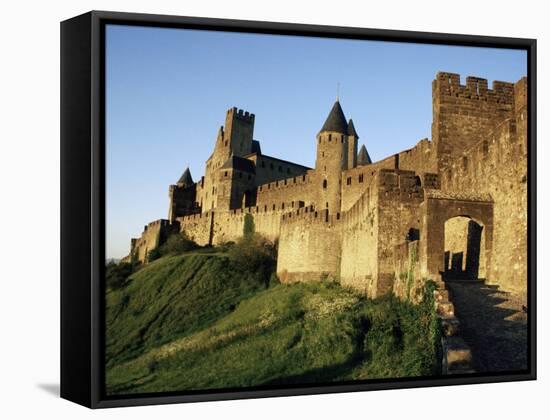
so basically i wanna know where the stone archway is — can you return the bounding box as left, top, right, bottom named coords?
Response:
left=443, top=216, right=486, bottom=280
left=418, top=192, right=493, bottom=283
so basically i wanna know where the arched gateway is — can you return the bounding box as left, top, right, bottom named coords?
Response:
left=418, top=190, right=493, bottom=283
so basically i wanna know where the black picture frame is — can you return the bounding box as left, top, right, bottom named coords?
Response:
left=60, top=10, right=537, bottom=409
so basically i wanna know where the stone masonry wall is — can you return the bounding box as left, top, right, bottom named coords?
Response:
left=176, top=211, right=214, bottom=246
left=440, top=79, right=527, bottom=293
left=130, top=219, right=178, bottom=262
left=277, top=208, right=342, bottom=283
left=340, top=165, right=378, bottom=212
left=340, top=183, right=379, bottom=295
left=255, top=171, right=315, bottom=210
left=376, top=170, right=425, bottom=294
left=432, top=72, right=515, bottom=171
left=247, top=154, right=309, bottom=186
left=178, top=207, right=284, bottom=246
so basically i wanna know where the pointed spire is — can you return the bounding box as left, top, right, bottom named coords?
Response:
left=357, top=145, right=372, bottom=166
left=347, top=118, right=359, bottom=138
left=177, top=167, right=194, bottom=187
left=319, top=100, right=348, bottom=134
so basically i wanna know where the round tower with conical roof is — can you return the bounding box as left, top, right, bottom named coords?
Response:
left=315, top=100, right=350, bottom=214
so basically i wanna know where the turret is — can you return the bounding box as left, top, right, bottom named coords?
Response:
left=177, top=167, right=194, bottom=188
left=315, top=100, right=349, bottom=213
left=169, top=167, right=197, bottom=222
left=357, top=144, right=372, bottom=166
left=224, top=107, right=255, bottom=157
left=346, top=119, right=359, bottom=169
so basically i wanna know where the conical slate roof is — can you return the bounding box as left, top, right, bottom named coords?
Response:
left=177, top=167, right=194, bottom=187
left=319, top=101, right=348, bottom=134
left=347, top=119, right=359, bottom=138
left=357, top=145, right=372, bottom=166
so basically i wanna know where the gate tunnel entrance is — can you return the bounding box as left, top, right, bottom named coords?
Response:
left=443, top=216, right=486, bottom=280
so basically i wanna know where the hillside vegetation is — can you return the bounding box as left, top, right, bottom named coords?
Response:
left=106, top=247, right=440, bottom=395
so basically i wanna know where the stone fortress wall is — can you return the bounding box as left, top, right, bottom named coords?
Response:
left=438, top=76, right=528, bottom=292
left=128, top=71, right=528, bottom=299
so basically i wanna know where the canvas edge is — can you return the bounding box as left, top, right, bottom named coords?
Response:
left=59, top=10, right=537, bottom=409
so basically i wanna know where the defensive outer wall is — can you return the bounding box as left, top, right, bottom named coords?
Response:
left=127, top=72, right=528, bottom=300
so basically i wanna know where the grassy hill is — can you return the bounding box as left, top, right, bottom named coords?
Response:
left=106, top=251, right=440, bottom=395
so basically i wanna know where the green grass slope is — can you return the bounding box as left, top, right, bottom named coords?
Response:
left=106, top=253, right=440, bottom=395
left=106, top=252, right=269, bottom=368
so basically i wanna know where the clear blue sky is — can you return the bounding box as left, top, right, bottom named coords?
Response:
left=106, top=24, right=527, bottom=259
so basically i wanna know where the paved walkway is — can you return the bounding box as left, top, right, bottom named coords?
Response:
left=445, top=280, right=528, bottom=373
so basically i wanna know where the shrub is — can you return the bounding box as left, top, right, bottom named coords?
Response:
left=147, top=248, right=161, bottom=262
left=268, top=272, right=281, bottom=288
left=243, top=213, right=255, bottom=237
left=159, top=232, right=199, bottom=256
left=105, top=262, right=133, bottom=290
left=228, top=234, right=277, bottom=285
left=218, top=241, right=236, bottom=253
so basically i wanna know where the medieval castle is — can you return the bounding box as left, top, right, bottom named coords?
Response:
left=127, top=71, right=528, bottom=300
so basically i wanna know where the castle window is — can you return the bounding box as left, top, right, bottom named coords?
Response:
left=319, top=138, right=322, bottom=144
left=268, top=184, right=271, bottom=189
left=273, top=204, right=276, bottom=210
left=328, top=134, right=332, bottom=142
left=293, top=177, right=296, bottom=183
left=346, top=177, right=352, bottom=185
left=322, top=152, right=325, bottom=157
left=322, top=179, right=327, bottom=189
left=292, top=201, right=294, bottom=208
left=341, top=136, right=344, bottom=143
left=326, top=202, right=329, bottom=208
left=282, top=203, right=285, bottom=209
left=359, top=174, right=364, bottom=183
left=264, top=205, right=267, bottom=211
left=224, top=140, right=228, bottom=146
left=224, top=171, right=228, bottom=177
left=302, top=175, right=306, bottom=181
left=462, top=156, right=468, bottom=171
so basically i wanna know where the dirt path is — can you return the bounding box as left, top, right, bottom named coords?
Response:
left=445, top=280, right=528, bottom=373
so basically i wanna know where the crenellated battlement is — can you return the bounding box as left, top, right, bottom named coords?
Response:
left=281, top=206, right=341, bottom=226
left=227, top=107, right=255, bottom=123
left=434, top=72, right=515, bottom=104
left=143, top=218, right=171, bottom=232
left=257, top=173, right=311, bottom=193
left=177, top=210, right=215, bottom=223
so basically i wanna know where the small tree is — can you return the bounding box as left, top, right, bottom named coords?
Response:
left=159, top=232, right=199, bottom=256
left=228, top=233, right=277, bottom=287
left=147, top=248, right=161, bottom=262
left=243, top=213, right=255, bottom=237
left=105, top=262, right=133, bottom=290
